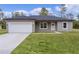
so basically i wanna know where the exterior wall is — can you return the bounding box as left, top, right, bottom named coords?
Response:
left=57, top=21, right=73, bottom=31
left=32, top=21, right=35, bottom=32
left=6, top=20, right=73, bottom=32
left=35, top=21, right=51, bottom=32
left=35, top=21, right=56, bottom=32
left=6, top=20, right=35, bottom=32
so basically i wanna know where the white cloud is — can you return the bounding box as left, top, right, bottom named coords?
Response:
left=14, top=10, right=29, bottom=16
left=3, top=5, right=79, bottom=18
left=65, top=4, right=79, bottom=16
left=3, top=11, right=12, bottom=18
left=30, top=8, right=53, bottom=15
left=55, top=4, right=79, bottom=18
left=2, top=8, right=55, bottom=17
left=30, top=8, right=41, bottom=15
left=46, top=8, right=53, bottom=13
left=3, top=10, right=29, bottom=18
left=55, top=6, right=61, bottom=11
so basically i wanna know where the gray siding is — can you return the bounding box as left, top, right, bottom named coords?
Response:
left=6, top=20, right=73, bottom=32
left=32, top=21, right=35, bottom=32
left=57, top=21, right=73, bottom=31
left=35, top=22, right=51, bottom=32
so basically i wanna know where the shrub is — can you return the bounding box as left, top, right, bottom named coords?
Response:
left=73, top=20, right=79, bottom=29
left=0, top=20, right=6, bottom=29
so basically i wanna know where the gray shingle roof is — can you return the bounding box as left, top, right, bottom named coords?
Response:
left=4, top=16, right=73, bottom=21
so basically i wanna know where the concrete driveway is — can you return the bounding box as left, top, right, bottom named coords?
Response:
left=0, top=33, right=31, bottom=54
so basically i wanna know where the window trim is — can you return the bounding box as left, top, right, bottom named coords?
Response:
left=39, top=22, right=48, bottom=29
left=62, top=22, right=68, bottom=29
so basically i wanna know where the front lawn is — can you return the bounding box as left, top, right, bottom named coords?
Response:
left=12, top=31, right=79, bottom=54
left=0, top=29, right=7, bottom=35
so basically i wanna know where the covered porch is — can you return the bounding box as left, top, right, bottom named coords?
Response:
left=35, top=21, right=57, bottom=32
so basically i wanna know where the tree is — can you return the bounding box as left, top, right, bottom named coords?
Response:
left=77, top=14, right=79, bottom=21
left=0, top=9, right=6, bottom=29
left=12, top=11, right=26, bottom=17
left=39, top=8, right=48, bottom=16
left=73, top=20, right=79, bottom=29
left=66, top=13, right=74, bottom=19
left=12, top=12, right=20, bottom=17
left=0, top=9, right=4, bottom=20
left=73, top=14, right=79, bottom=29
left=60, top=4, right=66, bottom=18
left=0, top=20, right=6, bottom=29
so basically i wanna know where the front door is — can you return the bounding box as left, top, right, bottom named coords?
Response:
left=51, top=23, right=55, bottom=31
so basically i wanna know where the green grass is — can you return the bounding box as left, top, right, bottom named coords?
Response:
left=0, top=29, right=7, bottom=35
left=12, top=31, right=79, bottom=54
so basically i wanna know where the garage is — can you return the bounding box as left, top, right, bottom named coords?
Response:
left=7, top=22, right=33, bottom=33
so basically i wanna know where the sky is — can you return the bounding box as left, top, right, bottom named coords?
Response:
left=0, top=4, right=61, bottom=11
left=0, top=4, right=61, bottom=17
left=0, top=4, right=79, bottom=19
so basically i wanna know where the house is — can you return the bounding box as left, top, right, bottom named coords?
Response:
left=4, top=16, right=73, bottom=33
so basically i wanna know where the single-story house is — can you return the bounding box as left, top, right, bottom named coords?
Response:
left=4, top=16, right=73, bottom=33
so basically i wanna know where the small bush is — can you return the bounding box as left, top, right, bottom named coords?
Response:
left=73, top=20, right=79, bottom=29
left=0, top=20, right=6, bottom=29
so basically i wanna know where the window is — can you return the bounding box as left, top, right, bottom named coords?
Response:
left=41, top=23, right=43, bottom=28
left=40, top=22, right=48, bottom=29
left=63, top=23, right=67, bottom=28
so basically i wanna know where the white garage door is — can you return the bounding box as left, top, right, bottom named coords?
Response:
left=8, top=22, right=32, bottom=33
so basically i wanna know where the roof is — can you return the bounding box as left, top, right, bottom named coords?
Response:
left=3, top=16, right=73, bottom=21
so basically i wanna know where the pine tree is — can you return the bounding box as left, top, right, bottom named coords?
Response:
left=39, top=8, right=48, bottom=16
